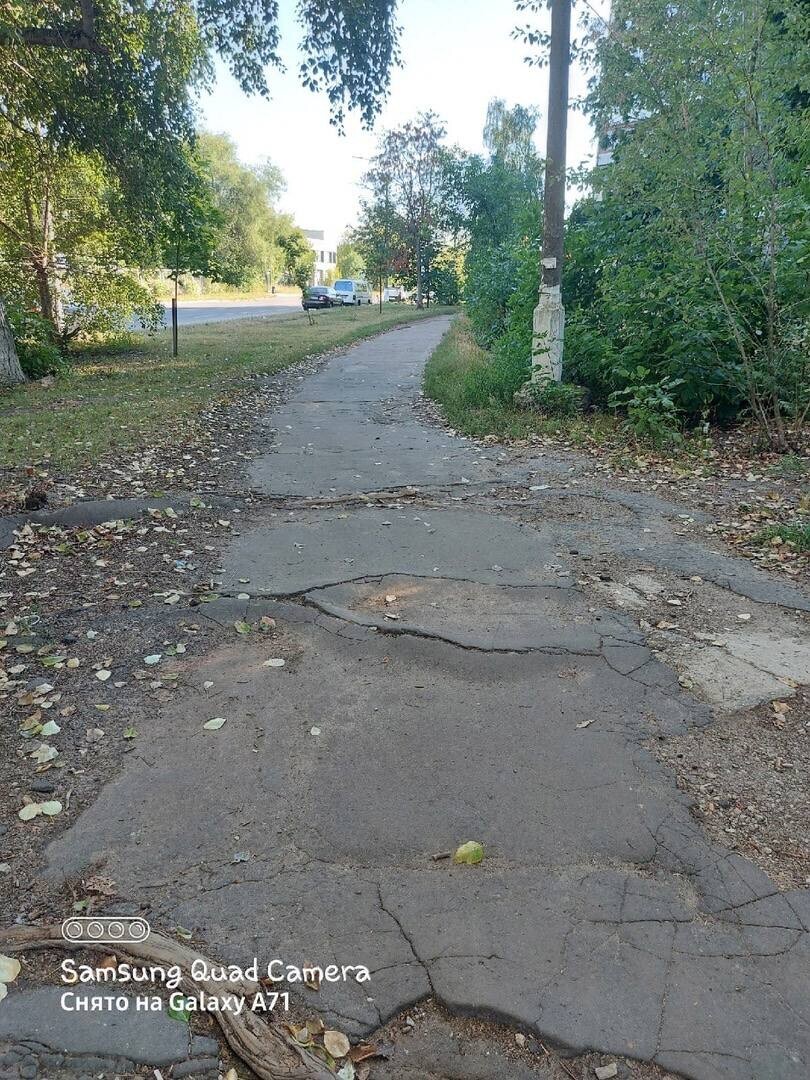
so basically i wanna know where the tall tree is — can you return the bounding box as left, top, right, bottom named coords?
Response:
left=336, top=235, right=366, bottom=280
left=279, top=229, right=316, bottom=294
left=0, top=299, right=24, bottom=385
left=367, top=112, right=447, bottom=307
left=192, top=133, right=287, bottom=288
left=562, top=0, right=810, bottom=445
left=460, top=100, right=543, bottom=349
left=0, top=1, right=403, bottom=380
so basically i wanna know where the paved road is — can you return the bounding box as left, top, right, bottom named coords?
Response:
left=40, top=318, right=810, bottom=1079
left=159, top=295, right=301, bottom=326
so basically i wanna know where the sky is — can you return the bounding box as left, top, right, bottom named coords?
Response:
left=200, top=0, right=607, bottom=242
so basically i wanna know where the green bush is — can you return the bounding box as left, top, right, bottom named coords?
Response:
left=7, top=308, right=67, bottom=379
left=608, top=367, right=684, bottom=448
left=516, top=379, right=587, bottom=417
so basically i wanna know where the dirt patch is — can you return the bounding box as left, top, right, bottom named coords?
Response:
left=371, top=999, right=680, bottom=1080
left=651, top=687, right=810, bottom=891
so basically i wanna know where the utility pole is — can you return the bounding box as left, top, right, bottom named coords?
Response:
left=531, top=0, right=571, bottom=383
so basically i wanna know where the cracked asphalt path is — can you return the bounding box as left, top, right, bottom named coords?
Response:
left=42, top=317, right=809, bottom=1079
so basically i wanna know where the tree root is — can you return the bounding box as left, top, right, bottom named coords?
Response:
left=0, top=924, right=335, bottom=1080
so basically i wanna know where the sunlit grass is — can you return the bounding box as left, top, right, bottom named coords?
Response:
left=753, top=523, right=810, bottom=552
left=1, top=305, right=457, bottom=470
left=424, top=315, right=621, bottom=443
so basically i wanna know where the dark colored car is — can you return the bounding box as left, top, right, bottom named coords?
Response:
left=302, top=286, right=338, bottom=310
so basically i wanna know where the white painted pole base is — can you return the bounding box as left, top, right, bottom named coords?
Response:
left=531, top=284, right=565, bottom=383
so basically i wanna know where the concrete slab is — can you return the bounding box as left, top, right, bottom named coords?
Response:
left=307, top=574, right=642, bottom=652
left=0, top=987, right=219, bottom=1066
left=34, top=316, right=810, bottom=1080
left=223, top=507, right=576, bottom=594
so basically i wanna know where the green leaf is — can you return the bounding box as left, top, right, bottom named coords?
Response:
left=167, top=999, right=192, bottom=1023
left=453, top=840, right=484, bottom=865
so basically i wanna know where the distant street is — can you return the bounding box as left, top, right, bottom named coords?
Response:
left=158, top=294, right=301, bottom=326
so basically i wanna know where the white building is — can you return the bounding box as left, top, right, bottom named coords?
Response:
left=303, top=229, right=338, bottom=285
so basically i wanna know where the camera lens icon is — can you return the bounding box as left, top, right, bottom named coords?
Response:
left=61, top=916, right=150, bottom=945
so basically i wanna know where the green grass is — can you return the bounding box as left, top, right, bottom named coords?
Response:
left=424, top=315, right=619, bottom=443
left=1, top=305, right=457, bottom=471
left=753, top=523, right=810, bottom=552
left=767, top=453, right=809, bottom=480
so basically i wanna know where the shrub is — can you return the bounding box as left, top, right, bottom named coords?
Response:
left=608, top=367, right=684, bottom=448
left=515, top=379, right=587, bottom=417
left=7, top=308, right=67, bottom=379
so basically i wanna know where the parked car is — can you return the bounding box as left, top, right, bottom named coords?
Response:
left=333, top=279, right=373, bottom=305
left=383, top=286, right=408, bottom=302
left=302, top=286, right=339, bottom=310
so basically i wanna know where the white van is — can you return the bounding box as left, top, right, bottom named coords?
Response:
left=383, top=286, right=408, bottom=302
left=333, top=279, right=372, bottom=305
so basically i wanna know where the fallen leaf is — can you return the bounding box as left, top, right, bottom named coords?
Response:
left=18, top=803, right=41, bottom=821
left=324, top=1030, right=351, bottom=1058
left=594, top=1065, right=618, bottom=1080
left=0, top=956, right=21, bottom=983
left=263, top=658, right=285, bottom=668
left=349, top=1043, right=380, bottom=1063
left=40, top=800, right=62, bottom=816
left=96, top=669, right=112, bottom=682
left=203, top=717, right=227, bottom=730
left=234, top=621, right=251, bottom=635
left=167, top=1000, right=192, bottom=1023
left=30, top=743, right=58, bottom=765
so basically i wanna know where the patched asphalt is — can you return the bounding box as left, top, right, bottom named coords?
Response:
left=26, top=316, right=810, bottom=1079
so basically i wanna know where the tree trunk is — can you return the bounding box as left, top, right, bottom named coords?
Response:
left=33, top=258, right=57, bottom=331
left=0, top=300, right=25, bottom=386
left=415, top=233, right=423, bottom=308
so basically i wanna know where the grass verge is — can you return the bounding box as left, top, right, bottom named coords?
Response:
left=753, top=523, right=810, bottom=552
left=1, top=304, right=456, bottom=472
left=424, top=314, right=619, bottom=443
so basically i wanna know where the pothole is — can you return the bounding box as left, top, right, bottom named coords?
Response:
left=306, top=574, right=643, bottom=654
